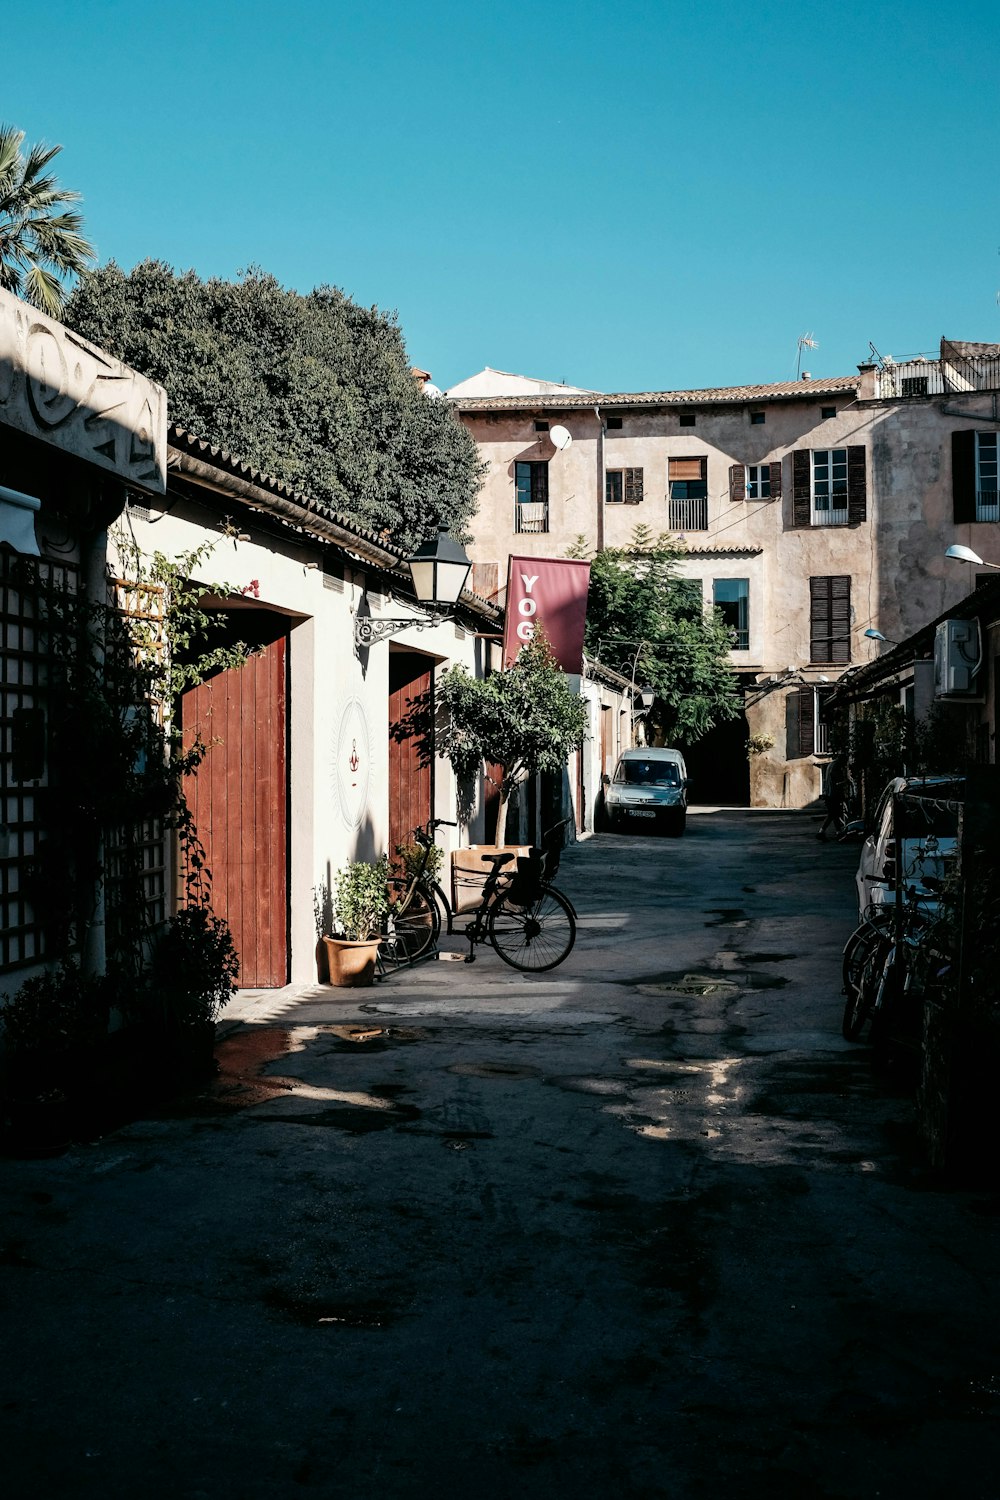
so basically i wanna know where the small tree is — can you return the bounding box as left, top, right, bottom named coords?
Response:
left=438, top=633, right=587, bottom=844
left=570, top=526, right=741, bottom=746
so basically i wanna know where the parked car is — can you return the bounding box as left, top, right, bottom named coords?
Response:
left=855, top=774, right=963, bottom=918
left=601, top=747, right=688, bottom=836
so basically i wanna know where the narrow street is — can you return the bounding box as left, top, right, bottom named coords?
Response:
left=2, top=812, right=998, bottom=1499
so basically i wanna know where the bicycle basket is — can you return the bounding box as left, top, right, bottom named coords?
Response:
left=506, top=850, right=547, bottom=905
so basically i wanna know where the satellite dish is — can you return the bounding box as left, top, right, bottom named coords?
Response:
left=549, top=424, right=572, bottom=451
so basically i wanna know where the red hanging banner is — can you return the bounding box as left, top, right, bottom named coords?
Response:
left=502, top=556, right=591, bottom=673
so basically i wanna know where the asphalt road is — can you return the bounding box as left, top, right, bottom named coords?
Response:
left=2, top=810, right=998, bottom=1499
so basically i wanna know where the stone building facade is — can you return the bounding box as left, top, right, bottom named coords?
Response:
left=447, top=341, right=1000, bottom=808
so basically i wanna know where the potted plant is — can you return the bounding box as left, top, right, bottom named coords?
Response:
left=144, top=905, right=240, bottom=1084
left=313, top=878, right=334, bottom=982
left=324, top=856, right=389, bottom=987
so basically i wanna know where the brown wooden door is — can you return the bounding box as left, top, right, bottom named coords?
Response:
left=575, top=740, right=585, bottom=833
left=181, top=636, right=288, bottom=988
left=600, top=704, right=612, bottom=777
left=388, top=651, right=433, bottom=857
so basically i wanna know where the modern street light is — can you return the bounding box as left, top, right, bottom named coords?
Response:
left=864, top=628, right=896, bottom=644
left=353, top=528, right=473, bottom=648
left=945, top=544, right=1000, bottom=570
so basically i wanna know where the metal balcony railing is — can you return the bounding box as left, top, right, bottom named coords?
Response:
left=874, top=357, right=1000, bottom=398
left=976, top=491, right=1000, bottom=523
left=811, top=504, right=849, bottom=527
left=667, top=496, right=708, bottom=531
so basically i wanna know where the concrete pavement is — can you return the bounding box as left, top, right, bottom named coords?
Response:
left=2, top=810, right=998, bottom=1499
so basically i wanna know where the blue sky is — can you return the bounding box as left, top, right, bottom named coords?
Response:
left=5, top=0, right=999, bottom=393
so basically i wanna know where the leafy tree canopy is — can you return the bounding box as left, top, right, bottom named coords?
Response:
left=438, top=632, right=588, bottom=842
left=66, top=261, right=484, bottom=550
left=570, top=525, right=741, bottom=745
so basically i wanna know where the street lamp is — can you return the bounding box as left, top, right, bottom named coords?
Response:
left=945, top=544, right=1000, bottom=570
left=354, top=528, right=473, bottom=648
left=864, top=628, right=896, bottom=644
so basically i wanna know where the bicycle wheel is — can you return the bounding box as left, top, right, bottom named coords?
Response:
left=488, top=885, right=576, bottom=972
left=842, top=929, right=891, bottom=1041
left=383, top=880, right=439, bottom=962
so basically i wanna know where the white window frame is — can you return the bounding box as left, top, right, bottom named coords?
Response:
left=976, top=431, right=999, bottom=522
left=746, top=464, right=771, bottom=500
left=811, top=448, right=848, bottom=526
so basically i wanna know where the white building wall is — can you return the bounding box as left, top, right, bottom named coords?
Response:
left=115, top=506, right=484, bottom=984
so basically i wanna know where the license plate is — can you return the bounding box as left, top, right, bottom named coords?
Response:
left=629, top=810, right=656, bottom=819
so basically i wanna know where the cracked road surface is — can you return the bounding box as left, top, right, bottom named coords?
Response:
left=2, top=811, right=998, bottom=1499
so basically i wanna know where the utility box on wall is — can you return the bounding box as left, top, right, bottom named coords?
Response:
left=934, top=618, right=981, bottom=697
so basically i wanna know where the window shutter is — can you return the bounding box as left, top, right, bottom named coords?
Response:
left=810, top=575, right=851, bottom=663
left=952, top=430, right=977, bottom=523
left=669, top=457, right=705, bottom=481
left=830, top=575, right=851, bottom=663
left=625, top=467, right=644, bottom=504
left=729, top=464, right=746, bottom=502
left=797, top=687, right=815, bottom=757
left=786, top=687, right=814, bottom=759
left=847, top=446, right=867, bottom=523
left=768, top=460, right=782, bottom=500
left=792, top=450, right=811, bottom=526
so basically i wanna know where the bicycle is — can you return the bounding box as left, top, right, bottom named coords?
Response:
left=841, top=879, right=939, bottom=1045
left=379, top=818, right=577, bottom=973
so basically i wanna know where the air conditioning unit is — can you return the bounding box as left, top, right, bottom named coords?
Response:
left=934, top=618, right=981, bottom=697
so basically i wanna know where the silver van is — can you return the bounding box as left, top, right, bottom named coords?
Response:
left=602, top=747, right=688, bottom=836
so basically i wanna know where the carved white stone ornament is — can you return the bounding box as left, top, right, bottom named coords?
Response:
left=0, top=287, right=166, bottom=493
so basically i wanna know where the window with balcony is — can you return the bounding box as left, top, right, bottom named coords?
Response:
left=788, top=685, right=835, bottom=758
left=952, top=430, right=999, bottom=522
left=668, top=456, right=708, bottom=530
left=605, top=468, right=644, bottom=505
left=810, top=575, right=851, bottom=663
left=514, top=461, right=549, bottom=533
left=713, top=577, right=749, bottom=651
left=792, top=446, right=866, bottom=526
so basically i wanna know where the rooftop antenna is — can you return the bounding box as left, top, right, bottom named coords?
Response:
left=796, top=333, right=818, bottom=379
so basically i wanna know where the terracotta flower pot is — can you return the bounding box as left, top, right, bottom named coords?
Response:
left=322, top=936, right=381, bottom=988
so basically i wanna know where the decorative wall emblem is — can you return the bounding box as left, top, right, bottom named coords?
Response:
left=335, top=696, right=373, bottom=830
left=0, top=287, right=166, bottom=492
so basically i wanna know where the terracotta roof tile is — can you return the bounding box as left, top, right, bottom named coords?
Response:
left=450, top=375, right=859, bottom=412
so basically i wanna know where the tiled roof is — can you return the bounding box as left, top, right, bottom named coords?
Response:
left=168, top=424, right=405, bottom=558
left=677, top=545, right=764, bottom=557
left=166, top=424, right=501, bottom=617
left=450, top=375, right=859, bottom=412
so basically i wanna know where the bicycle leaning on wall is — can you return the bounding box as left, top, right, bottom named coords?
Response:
left=380, top=818, right=577, bottom=974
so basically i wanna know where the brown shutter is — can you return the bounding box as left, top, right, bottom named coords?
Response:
left=625, top=467, right=644, bottom=504
left=847, top=446, right=867, bottom=524
left=669, top=457, right=705, bottom=481
left=769, top=460, right=782, bottom=500
left=786, top=687, right=814, bottom=759
left=830, top=575, right=851, bottom=663
left=792, top=450, right=810, bottom=526
left=729, top=464, right=746, bottom=502
left=798, top=687, right=815, bottom=757
left=953, top=430, right=977, bottom=523
left=810, top=575, right=852, bottom=663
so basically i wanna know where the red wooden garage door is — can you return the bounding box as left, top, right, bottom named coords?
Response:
left=181, top=636, right=288, bottom=988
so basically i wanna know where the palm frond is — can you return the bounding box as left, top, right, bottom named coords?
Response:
left=22, top=265, right=63, bottom=318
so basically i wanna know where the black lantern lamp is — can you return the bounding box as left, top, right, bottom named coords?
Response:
left=354, top=528, right=473, bottom=648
